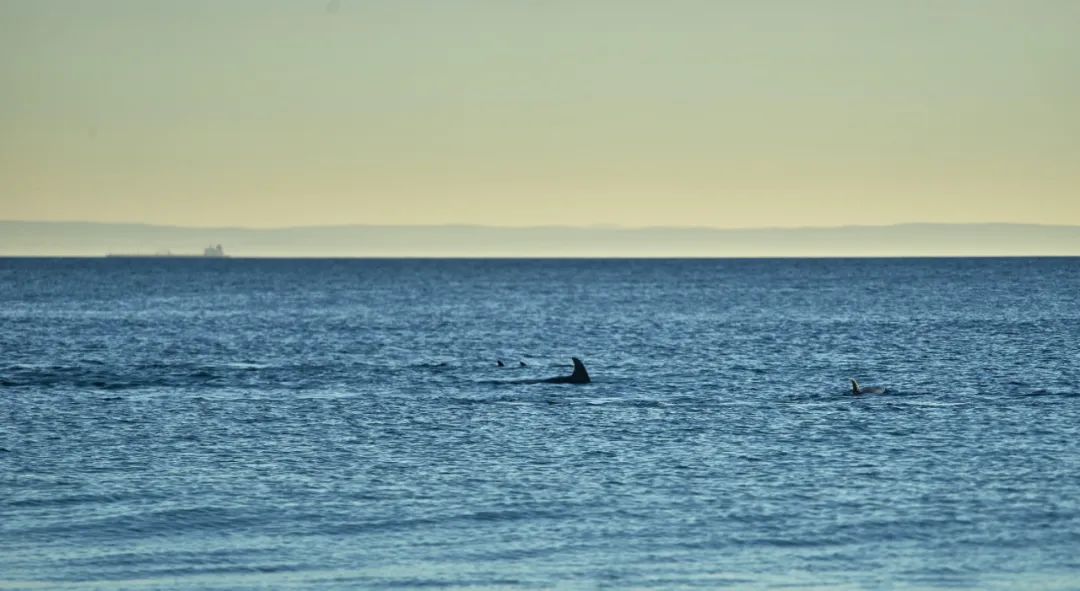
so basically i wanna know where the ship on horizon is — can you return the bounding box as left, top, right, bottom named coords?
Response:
left=106, top=244, right=228, bottom=259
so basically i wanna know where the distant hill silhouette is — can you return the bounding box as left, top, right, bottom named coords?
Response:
left=2, top=221, right=1079, bottom=257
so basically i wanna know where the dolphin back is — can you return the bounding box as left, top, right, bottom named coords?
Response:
left=850, top=378, right=887, bottom=395
left=541, top=357, right=591, bottom=384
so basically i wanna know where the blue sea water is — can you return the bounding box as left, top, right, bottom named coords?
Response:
left=1, top=258, right=1079, bottom=590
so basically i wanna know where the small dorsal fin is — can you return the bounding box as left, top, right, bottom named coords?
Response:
left=850, top=379, right=861, bottom=394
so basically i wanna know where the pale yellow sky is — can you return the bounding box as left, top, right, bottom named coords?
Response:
left=1, top=1, right=1078, bottom=228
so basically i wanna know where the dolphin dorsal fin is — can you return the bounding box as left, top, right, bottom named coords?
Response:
left=570, top=357, right=591, bottom=384
left=851, top=379, right=861, bottom=394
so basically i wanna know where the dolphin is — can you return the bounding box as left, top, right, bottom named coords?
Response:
left=850, top=379, right=886, bottom=395
left=485, top=357, right=591, bottom=385
left=542, top=357, right=591, bottom=384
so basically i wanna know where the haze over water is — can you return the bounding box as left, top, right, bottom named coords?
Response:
left=2, top=257, right=1078, bottom=589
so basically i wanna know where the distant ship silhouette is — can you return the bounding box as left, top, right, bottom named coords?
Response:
left=106, top=244, right=228, bottom=258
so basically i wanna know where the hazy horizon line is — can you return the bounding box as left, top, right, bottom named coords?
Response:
left=5, top=219, right=1080, bottom=258
left=5, top=220, right=1080, bottom=232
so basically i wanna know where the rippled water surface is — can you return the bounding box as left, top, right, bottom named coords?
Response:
left=2, top=258, right=1079, bottom=590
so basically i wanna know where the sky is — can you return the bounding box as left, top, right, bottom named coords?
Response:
left=1, top=0, right=1078, bottom=229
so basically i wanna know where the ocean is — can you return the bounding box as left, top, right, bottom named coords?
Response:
left=1, top=258, right=1078, bottom=590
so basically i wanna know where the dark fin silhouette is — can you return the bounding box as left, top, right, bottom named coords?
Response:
left=497, top=360, right=505, bottom=367
left=519, top=361, right=527, bottom=367
left=851, top=379, right=861, bottom=395
left=569, top=357, right=590, bottom=384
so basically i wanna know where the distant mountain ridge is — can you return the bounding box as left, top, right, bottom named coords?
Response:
left=2, top=221, right=1079, bottom=257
